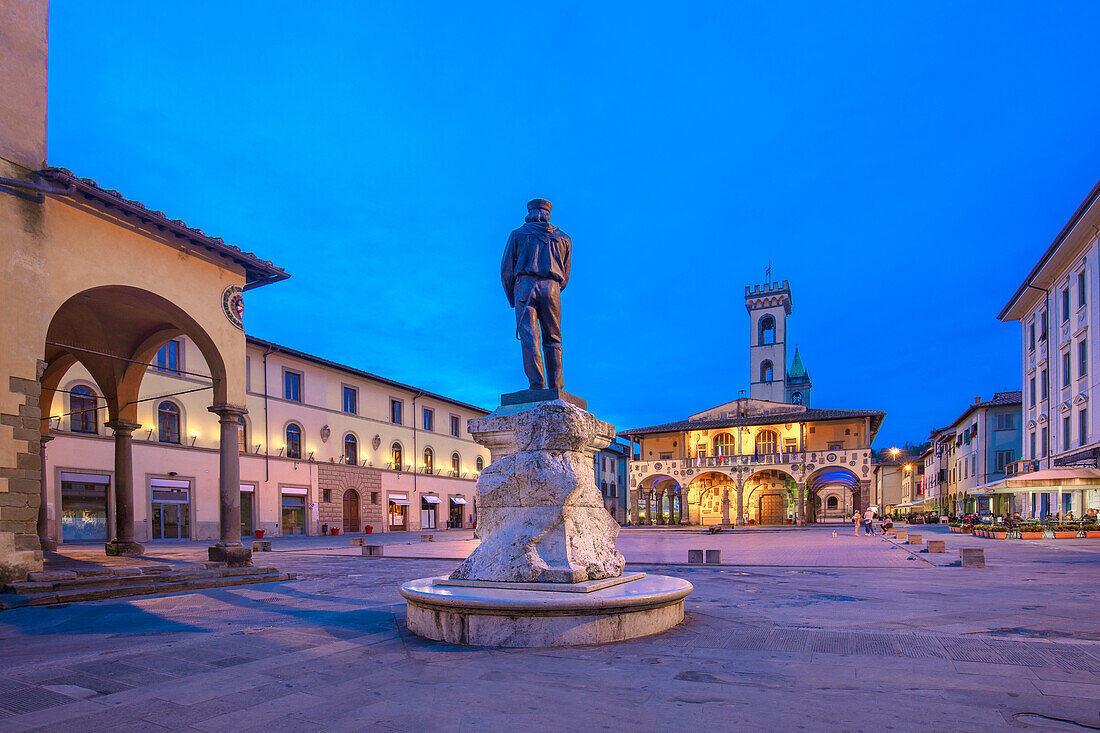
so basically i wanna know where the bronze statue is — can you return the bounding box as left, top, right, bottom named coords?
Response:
left=501, top=199, right=571, bottom=390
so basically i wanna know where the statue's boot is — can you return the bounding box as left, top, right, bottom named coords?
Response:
left=544, top=345, right=564, bottom=389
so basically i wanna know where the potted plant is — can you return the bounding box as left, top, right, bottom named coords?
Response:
left=331, top=527, right=340, bottom=536
left=255, top=529, right=265, bottom=539
left=1082, top=523, right=1100, bottom=538
left=987, top=524, right=1007, bottom=540
left=1018, top=524, right=1044, bottom=539
left=1051, top=524, right=1080, bottom=539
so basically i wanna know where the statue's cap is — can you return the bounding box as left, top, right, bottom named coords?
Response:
left=526, top=198, right=552, bottom=212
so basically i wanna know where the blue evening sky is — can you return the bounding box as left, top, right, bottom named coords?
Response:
left=47, top=2, right=1100, bottom=449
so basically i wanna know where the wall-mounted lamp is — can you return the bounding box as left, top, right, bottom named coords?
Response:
left=308, top=450, right=315, bottom=461
left=278, top=446, right=285, bottom=457
left=190, top=433, right=198, bottom=447
left=50, top=415, right=62, bottom=430
left=254, top=443, right=262, bottom=454
left=145, top=426, right=155, bottom=440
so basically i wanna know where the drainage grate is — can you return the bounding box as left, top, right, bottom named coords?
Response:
left=938, top=637, right=1002, bottom=663
left=767, top=629, right=811, bottom=653
left=0, top=678, right=30, bottom=694
left=893, top=635, right=948, bottom=659
left=986, top=640, right=1053, bottom=667
left=724, top=629, right=771, bottom=650
left=207, top=656, right=256, bottom=668
left=0, top=686, right=77, bottom=714
left=810, top=631, right=852, bottom=655
left=850, top=632, right=894, bottom=656
left=1045, top=648, right=1100, bottom=672
left=690, top=631, right=733, bottom=649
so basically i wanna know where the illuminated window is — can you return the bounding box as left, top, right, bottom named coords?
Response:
left=476, top=456, right=484, bottom=472
left=158, top=401, right=181, bottom=444
left=423, top=447, right=434, bottom=473
left=755, top=430, right=778, bottom=455
left=451, top=452, right=460, bottom=474
left=391, top=442, right=403, bottom=470
left=712, top=432, right=735, bottom=457
left=70, top=386, right=98, bottom=434
left=344, top=434, right=358, bottom=465
left=285, top=423, right=302, bottom=459
left=237, top=417, right=247, bottom=453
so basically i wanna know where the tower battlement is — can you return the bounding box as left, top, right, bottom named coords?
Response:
left=745, top=280, right=792, bottom=315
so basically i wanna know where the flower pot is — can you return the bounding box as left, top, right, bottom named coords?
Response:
left=1019, top=532, right=1043, bottom=539
left=1085, top=531, right=1100, bottom=538
left=1052, top=531, right=1078, bottom=539
left=990, top=532, right=1007, bottom=540
left=365, top=526, right=373, bottom=534
left=331, top=528, right=340, bottom=536
left=255, top=529, right=265, bottom=539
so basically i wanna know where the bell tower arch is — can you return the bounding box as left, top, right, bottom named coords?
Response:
left=745, top=280, right=791, bottom=402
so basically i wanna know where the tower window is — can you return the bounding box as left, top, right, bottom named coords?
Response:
left=792, top=391, right=803, bottom=405
left=760, top=360, right=774, bottom=383
left=758, top=315, right=776, bottom=346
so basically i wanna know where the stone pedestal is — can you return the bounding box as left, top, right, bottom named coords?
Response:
left=450, top=399, right=625, bottom=584
left=400, top=396, right=691, bottom=648
left=208, top=543, right=252, bottom=567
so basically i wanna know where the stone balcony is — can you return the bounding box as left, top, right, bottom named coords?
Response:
left=630, top=448, right=873, bottom=488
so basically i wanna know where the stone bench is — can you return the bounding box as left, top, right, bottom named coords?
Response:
left=349, top=537, right=365, bottom=546
left=907, top=534, right=923, bottom=545
left=895, top=530, right=907, bottom=542
left=420, top=534, right=434, bottom=542
left=926, top=540, right=946, bottom=553
left=960, top=548, right=985, bottom=568
left=362, top=545, right=384, bottom=557
left=688, top=549, right=704, bottom=564
left=705, top=549, right=721, bottom=564
left=251, top=540, right=271, bottom=552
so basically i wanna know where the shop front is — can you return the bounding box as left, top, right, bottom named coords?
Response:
left=281, top=488, right=307, bottom=535
left=240, top=484, right=255, bottom=537
left=421, top=494, right=440, bottom=530
left=60, top=472, right=110, bottom=543
left=150, top=478, right=191, bottom=541
left=389, top=494, right=409, bottom=531
left=448, top=496, right=467, bottom=528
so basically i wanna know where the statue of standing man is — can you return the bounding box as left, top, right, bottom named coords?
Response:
left=501, top=199, right=571, bottom=391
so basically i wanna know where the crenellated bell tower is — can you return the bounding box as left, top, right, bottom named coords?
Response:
left=745, top=280, right=792, bottom=403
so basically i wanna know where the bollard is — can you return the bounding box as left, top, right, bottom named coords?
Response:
left=420, top=534, right=434, bottom=542
left=886, top=529, right=896, bottom=537
left=251, top=540, right=272, bottom=552
left=960, top=548, right=985, bottom=568
left=349, top=537, right=365, bottom=547
left=895, top=530, right=908, bottom=542
left=688, top=549, right=704, bottom=564
left=362, top=545, right=384, bottom=557
left=926, top=540, right=946, bottom=553
left=907, top=534, right=923, bottom=545
left=705, top=549, right=721, bottom=564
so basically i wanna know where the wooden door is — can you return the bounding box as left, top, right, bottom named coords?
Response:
left=759, top=494, right=785, bottom=525
left=342, top=489, right=360, bottom=533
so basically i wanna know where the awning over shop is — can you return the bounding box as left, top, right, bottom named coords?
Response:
left=389, top=497, right=411, bottom=506
left=450, top=497, right=468, bottom=505
left=422, top=495, right=442, bottom=504
left=968, top=468, right=1100, bottom=495
left=894, top=497, right=932, bottom=508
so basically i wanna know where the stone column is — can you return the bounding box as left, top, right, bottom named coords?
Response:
left=656, top=490, right=665, bottom=525
left=37, top=434, right=57, bottom=551
left=797, top=483, right=806, bottom=524
left=736, top=482, right=745, bottom=526
left=104, top=420, right=144, bottom=556
left=208, top=405, right=251, bottom=566
left=721, top=487, right=731, bottom=527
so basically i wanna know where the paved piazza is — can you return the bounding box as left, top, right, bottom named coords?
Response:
left=0, top=526, right=1098, bottom=731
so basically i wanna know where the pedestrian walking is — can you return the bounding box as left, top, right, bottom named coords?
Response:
left=852, top=512, right=861, bottom=536
left=863, top=507, right=875, bottom=535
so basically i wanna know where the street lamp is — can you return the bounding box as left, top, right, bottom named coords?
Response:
left=890, top=447, right=900, bottom=460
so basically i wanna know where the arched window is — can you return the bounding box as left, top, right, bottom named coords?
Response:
left=451, top=452, right=461, bottom=475
left=792, top=391, right=803, bottom=405
left=285, top=423, right=302, bottom=459
left=826, top=495, right=838, bottom=510
left=759, top=315, right=776, bottom=345
left=713, top=432, right=736, bottom=457
left=423, top=447, right=434, bottom=473
left=344, top=434, right=358, bottom=465
left=70, top=386, right=98, bottom=434
left=755, top=429, right=778, bottom=455
left=158, top=401, right=181, bottom=444
left=237, top=417, right=247, bottom=453
left=391, top=442, right=403, bottom=470
left=760, top=360, right=774, bottom=383
left=476, top=456, right=484, bottom=472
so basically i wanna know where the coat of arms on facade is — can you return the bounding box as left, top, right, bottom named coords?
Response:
left=222, top=285, right=244, bottom=330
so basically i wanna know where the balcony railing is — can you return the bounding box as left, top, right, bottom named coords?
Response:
left=631, top=449, right=869, bottom=473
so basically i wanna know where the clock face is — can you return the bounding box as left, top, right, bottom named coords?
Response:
left=222, top=286, right=244, bottom=330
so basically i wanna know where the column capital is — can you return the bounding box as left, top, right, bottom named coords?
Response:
left=208, top=404, right=248, bottom=420
left=105, top=419, right=142, bottom=435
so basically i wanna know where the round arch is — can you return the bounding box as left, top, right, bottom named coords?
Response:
left=686, top=470, right=735, bottom=526
left=806, top=466, right=861, bottom=522
left=743, top=468, right=797, bottom=525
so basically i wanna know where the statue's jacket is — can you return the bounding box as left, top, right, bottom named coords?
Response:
left=501, top=221, right=572, bottom=306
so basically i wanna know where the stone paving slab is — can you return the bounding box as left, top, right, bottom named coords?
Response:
left=0, top=531, right=1097, bottom=731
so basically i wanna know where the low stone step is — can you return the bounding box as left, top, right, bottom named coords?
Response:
left=6, top=566, right=282, bottom=594
left=0, top=571, right=295, bottom=609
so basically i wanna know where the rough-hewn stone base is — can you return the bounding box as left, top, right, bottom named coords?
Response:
left=208, top=543, right=252, bottom=567
left=401, top=574, right=692, bottom=647
left=105, top=540, right=145, bottom=556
